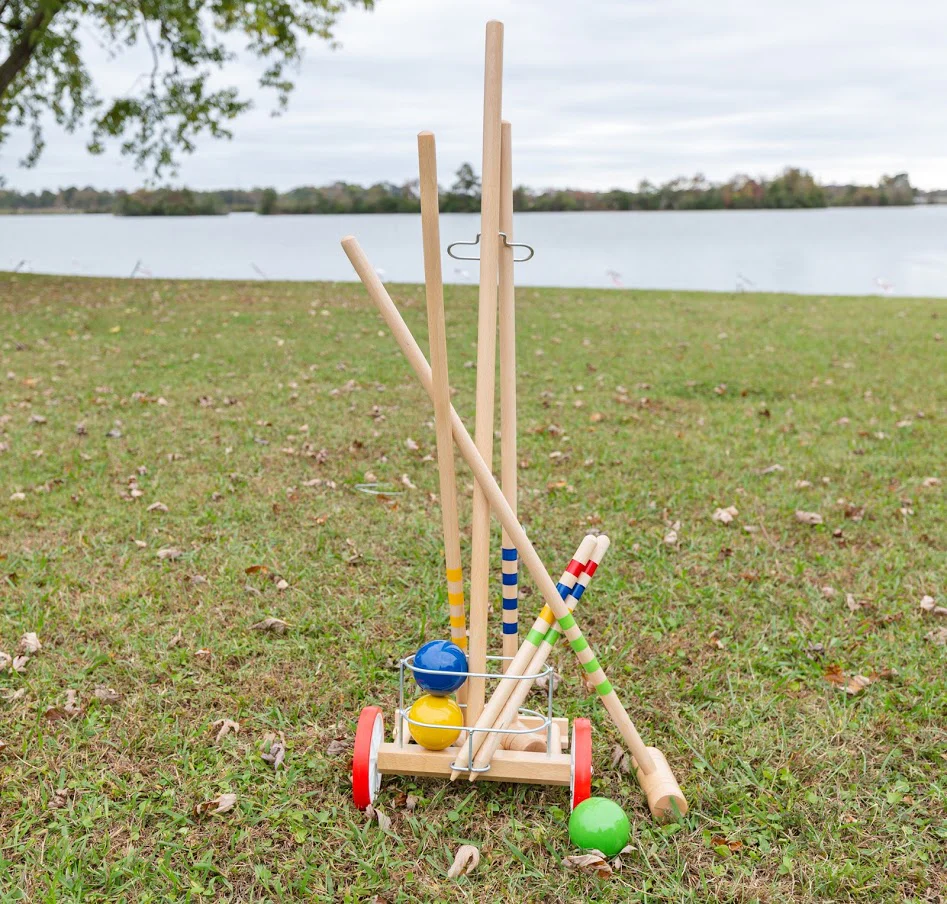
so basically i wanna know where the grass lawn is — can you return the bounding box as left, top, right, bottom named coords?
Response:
left=0, top=272, right=945, bottom=902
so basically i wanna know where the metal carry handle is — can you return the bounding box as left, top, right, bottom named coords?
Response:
left=446, top=232, right=534, bottom=263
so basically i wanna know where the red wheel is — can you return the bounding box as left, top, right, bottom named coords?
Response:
left=352, top=706, right=384, bottom=810
left=570, top=718, right=592, bottom=810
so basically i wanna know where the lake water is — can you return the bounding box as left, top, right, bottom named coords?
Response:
left=2, top=206, right=946, bottom=297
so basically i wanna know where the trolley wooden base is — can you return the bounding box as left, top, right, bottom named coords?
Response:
left=380, top=714, right=572, bottom=785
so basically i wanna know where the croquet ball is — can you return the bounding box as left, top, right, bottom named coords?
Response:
left=412, top=640, right=468, bottom=694
left=568, top=797, right=631, bottom=857
left=408, top=694, right=463, bottom=750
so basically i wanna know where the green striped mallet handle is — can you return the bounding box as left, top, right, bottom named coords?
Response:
left=341, top=237, right=688, bottom=819
left=470, top=534, right=611, bottom=777
left=449, top=534, right=597, bottom=779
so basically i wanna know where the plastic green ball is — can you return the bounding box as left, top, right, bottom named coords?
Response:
left=568, top=797, right=630, bottom=857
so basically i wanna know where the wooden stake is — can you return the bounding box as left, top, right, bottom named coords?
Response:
left=498, top=120, right=519, bottom=670
left=467, top=18, right=504, bottom=726
left=470, top=536, right=610, bottom=778
left=340, top=235, right=688, bottom=820
left=418, top=130, right=468, bottom=710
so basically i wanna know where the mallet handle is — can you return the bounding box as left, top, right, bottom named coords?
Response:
left=340, top=235, right=657, bottom=777
left=418, top=131, right=468, bottom=685
left=498, top=120, right=519, bottom=669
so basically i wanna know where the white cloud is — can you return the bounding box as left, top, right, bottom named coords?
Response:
left=3, top=0, right=946, bottom=190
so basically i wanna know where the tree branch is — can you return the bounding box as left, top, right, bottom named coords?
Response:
left=0, top=1, right=67, bottom=100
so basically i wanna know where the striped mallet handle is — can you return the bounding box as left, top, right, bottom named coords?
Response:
left=470, top=535, right=610, bottom=778
left=418, top=131, right=468, bottom=672
left=450, top=535, right=596, bottom=779
left=341, top=237, right=688, bottom=819
left=498, top=119, right=519, bottom=669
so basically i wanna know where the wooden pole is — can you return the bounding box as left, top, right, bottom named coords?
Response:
left=467, top=19, right=505, bottom=725
left=498, top=119, right=519, bottom=670
left=340, top=235, right=689, bottom=820
left=417, top=130, right=468, bottom=710
left=470, top=535, right=610, bottom=777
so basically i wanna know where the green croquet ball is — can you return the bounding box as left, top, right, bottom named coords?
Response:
left=568, top=797, right=630, bottom=857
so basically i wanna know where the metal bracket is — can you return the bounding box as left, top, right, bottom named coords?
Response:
left=447, top=232, right=535, bottom=263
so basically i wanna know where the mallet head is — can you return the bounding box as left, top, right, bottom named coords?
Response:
left=634, top=746, right=688, bottom=822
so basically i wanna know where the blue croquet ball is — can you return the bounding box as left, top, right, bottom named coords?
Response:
left=412, top=640, right=468, bottom=694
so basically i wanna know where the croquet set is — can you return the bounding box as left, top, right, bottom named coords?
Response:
left=343, top=21, right=688, bottom=844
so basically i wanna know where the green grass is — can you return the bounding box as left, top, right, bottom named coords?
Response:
left=0, top=272, right=945, bottom=902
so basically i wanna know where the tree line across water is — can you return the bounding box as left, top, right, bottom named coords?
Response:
left=0, top=168, right=930, bottom=216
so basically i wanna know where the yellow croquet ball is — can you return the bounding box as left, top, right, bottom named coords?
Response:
left=408, top=694, right=463, bottom=750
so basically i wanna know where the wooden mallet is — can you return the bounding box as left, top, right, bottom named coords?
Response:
left=417, top=130, right=467, bottom=710
left=340, top=235, right=688, bottom=821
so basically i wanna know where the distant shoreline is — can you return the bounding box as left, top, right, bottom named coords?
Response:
left=2, top=201, right=944, bottom=218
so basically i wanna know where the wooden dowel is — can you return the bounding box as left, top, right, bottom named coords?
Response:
left=498, top=119, right=519, bottom=670
left=470, top=536, right=610, bottom=778
left=418, top=130, right=468, bottom=711
left=340, top=236, right=660, bottom=784
left=449, top=535, right=596, bottom=779
left=467, top=18, right=505, bottom=726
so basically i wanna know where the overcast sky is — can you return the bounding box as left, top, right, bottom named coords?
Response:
left=4, top=0, right=947, bottom=192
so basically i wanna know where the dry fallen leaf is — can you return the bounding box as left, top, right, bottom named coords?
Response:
left=920, top=595, right=947, bottom=617
left=0, top=739, right=6, bottom=754
left=926, top=626, right=947, bottom=646
left=845, top=594, right=863, bottom=613
left=17, top=632, right=41, bottom=656
left=447, top=844, right=481, bottom=878
left=0, top=688, right=26, bottom=702
left=212, top=718, right=240, bottom=745
left=261, top=731, right=287, bottom=769
left=405, top=437, right=419, bottom=451
left=759, top=464, right=784, bottom=475
left=663, top=529, right=678, bottom=546
left=250, top=617, right=290, bottom=634
left=168, top=629, right=184, bottom=648
left=12, top=654, right=29, bottom=673
left=157, top=547, right=183, bottom=560
left=48, top=788, right=69, bottom=810
left=405, top=793, right=418, bottom=812
left=796, top=510, right=824, bottom=526
left=400, top=474, right=417, bottom=490
left=824, top=665, right=874, bottom=695
left=712, top=505, right=738, bottom=525
left=610, top=744, right=631, bottom=774
left=147, top=501, right=169, bottom=513
left=94, top=687, right=121, bottom=705
left=365, top=804, right=392, bottom=833
left=562, top=851, right=612, bottom=878
left=245, top=564, right=269, bottom=575
left=194, top=648, right=213, bottom=666
left=194, top=792, right=237, bottom=818
left=326, top=737, right=352, bottom=757
left=0, top=651, right=11, bottom=673
left=921, top=477, right=941, bottom=488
